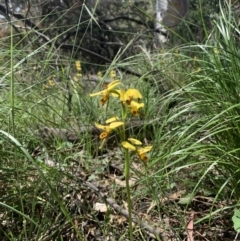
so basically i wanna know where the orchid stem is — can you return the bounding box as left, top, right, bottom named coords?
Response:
left=124, top=148, right=133, bottom=241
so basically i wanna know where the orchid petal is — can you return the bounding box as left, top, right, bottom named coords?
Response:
left=95, top=123, right=107, bottom=130
left=138, top=146, right=153, bottom=154
left=106, top=117, right=119, bottom=123
left=109, top=121, right=124, bottom=129
left=121, top=141, right=136, bottom=151
left=130, top=101, right=144, bottom=108
left=90, top=90, right=105, bottom=96
left=126, top=89, right=142, bottom=99
left=128, top=138, right=142, bottom=145
left=107, top=80, right=120, bottom=90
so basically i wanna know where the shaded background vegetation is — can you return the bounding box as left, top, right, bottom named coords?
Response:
left=1, top=0, right=238, bottom=67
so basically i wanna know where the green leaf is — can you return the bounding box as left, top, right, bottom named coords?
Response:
left=232, top=209, right=240, bottom=232
left=178, top=194, right=193, bottom=205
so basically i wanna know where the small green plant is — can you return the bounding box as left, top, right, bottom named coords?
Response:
left=90, top=76, right=152, bottom=241
left=232, top=209, right=240, bottom=233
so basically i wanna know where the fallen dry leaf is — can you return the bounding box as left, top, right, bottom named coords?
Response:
left=93, top=202, right=107, bottom=212
left=187, top=212, right=194, bottom=241
left=114, top=178, right=136, bottom=187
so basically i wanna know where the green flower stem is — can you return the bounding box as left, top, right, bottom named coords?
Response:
left=124, top=148, right=133, bottom=241
left=120, top=102, right=127, bottom=142
left=120, top=103, right=133, bottom=241
left=121, top=102, right=127, bottom=120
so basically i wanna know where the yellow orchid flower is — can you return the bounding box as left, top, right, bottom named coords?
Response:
left=128, top=101, right=144, bottom=116
left=95, top=121, right=124, bottom=139
left=112, top=88, right=144, bottom=115
left=121, top=139, right=152, bottom=162
left=110, top=70, right=116, bottom=79
left=113, top=88, right=144, bottom=116
left=95, top=117, right=124, bottom=140
left=48, top=79, right=55, bottom=87
left=97, top=71, right=102, bottom=79
left=113, top=88, right=142, bottom=104
left=95, top=118, right=124, bottom=149
left=75, top=60, right=82, bottom=71
left=125, top=89, right=142, bottom=103
left=94, top=123, right=111, bottom=139
left=90, top=80, right=121, bottom=106
left=137, top=146, right=153, bottom=162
